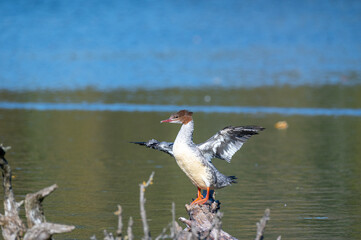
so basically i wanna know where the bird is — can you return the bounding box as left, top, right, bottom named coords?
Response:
left=132, top=110, right=264, bottom=205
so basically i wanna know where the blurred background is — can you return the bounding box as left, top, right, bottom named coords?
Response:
left=0, top=0, right=361, bottom=239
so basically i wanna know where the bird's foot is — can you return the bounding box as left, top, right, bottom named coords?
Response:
left=190, top=196, right=204, bottom=205
left=191, top=187, right=210, bottom=205
left=191, top=197, right=209, bottom=205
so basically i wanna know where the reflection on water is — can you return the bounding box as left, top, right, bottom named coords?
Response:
left=0, top=108, right=360, bottom=239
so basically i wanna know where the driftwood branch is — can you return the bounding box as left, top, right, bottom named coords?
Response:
left=140, top=171, right=155, bottom=240
left=94, top=204, right=135, bottom=240
left=0, top=144, right=75, bottom=240
left=154, top=203, right=183, bottom=240
left=23, top=223, right=75, bottom=240
left=114, top=205, right=123, bottom=240
left=170, top=202, right=182, bottom=239
left=0, top=144, right=26, bottom=239
left=127, top=217, right=134, bottom=240
left=255, top=208, right=270, bottom=240
left=25, top=184, right=58, bottom=228
left=23, top=184, right=75, bottom=239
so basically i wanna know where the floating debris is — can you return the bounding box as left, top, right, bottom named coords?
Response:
left=275, top=121, right=288, bottom=130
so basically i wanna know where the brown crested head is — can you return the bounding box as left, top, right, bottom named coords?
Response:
left=161, top=109, right=193, bottom=124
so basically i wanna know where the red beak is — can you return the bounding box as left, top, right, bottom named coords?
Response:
left=160, top=118, right=173, bottom=123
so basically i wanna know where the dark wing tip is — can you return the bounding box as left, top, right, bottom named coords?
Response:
left=238, top=126, right=265, bottom=135
left=244, top=125, right=265, bottom=131
left=130, top=141, right=147, bottom=145
left=228, top=176, right=237, bottom=184
left=258, top=126, right=266, bottom=131
left=222, top=125, right=265, bottom=131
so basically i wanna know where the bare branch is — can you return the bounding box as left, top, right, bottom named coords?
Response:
left=25, top=184, right=58, bottom=228
left=104, top=229, right=115, bottom=240
left=114, top=205, right=123, bottom=240
left=23, top=222, right=75, bottom=240
left=155, top=225, right=169, bottom=240
left=178, top=217, right=192, bottom=228
left=127, top=217, right=134, bottom=240
left=171, top=202, right=176, bottom=239
left=255, top=208, right=270, bottom=240
left=139, top=171, right=155, bottom=240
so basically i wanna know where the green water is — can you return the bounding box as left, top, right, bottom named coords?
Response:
left=0, top=87, right=361, bottom=239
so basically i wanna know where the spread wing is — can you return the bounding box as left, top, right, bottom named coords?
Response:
left=197, top=126, right=264, bottom=163
left=131, top=139, right=174, bottom=157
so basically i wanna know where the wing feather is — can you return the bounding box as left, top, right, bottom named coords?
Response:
left=131, top=139, right=174, bottom=156
left=197, top=126, right=264, bottom=162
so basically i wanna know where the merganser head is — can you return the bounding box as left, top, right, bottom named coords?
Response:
left=161, top=110, right=193, bottom=124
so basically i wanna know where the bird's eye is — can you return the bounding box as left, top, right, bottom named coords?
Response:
left=174, top=116, right=178, bottom=118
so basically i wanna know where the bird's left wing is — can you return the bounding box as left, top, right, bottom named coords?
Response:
left=131, top=139, right=174, bottom=157
left=197, top=126, right=264, bottom=163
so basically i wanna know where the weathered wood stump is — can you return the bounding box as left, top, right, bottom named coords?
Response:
left=177, top=201, right=237, bottom=240
left=0, top=144, right=75, bottom=240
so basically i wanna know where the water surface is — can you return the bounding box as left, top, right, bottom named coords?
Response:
left=1, top=107, right=361, bottom=239
left=1, top=0, right=361, bottom=91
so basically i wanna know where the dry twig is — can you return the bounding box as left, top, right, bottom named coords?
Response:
left=255, top=208, right=270, bottom=240
left=127, top=217, right=134, bottom=240
left=139, top=172, right=155, bottom=240
left=114, top=205, right=123, bottom=240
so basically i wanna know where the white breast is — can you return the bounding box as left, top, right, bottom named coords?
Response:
left=173, top=142, right=210, bottom=189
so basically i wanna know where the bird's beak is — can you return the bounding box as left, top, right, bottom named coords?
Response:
left=160, top=118, right=173, bottom=123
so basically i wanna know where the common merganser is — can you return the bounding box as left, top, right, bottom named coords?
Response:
left=132, top=110, right=264, bottom=205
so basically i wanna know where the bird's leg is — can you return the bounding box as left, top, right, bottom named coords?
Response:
left=192, top=187, right=210, bottom=205
left=197, top=187, right=203, bottom=199
left=190, top=187, right=204, bottom=205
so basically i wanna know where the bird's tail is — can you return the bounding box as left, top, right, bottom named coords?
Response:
left=215, top=173, right=237, bottom=188
left=227, top=176, right=237, bottom=184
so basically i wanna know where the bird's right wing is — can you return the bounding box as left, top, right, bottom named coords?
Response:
left=131, top=139, right=174, bottom=157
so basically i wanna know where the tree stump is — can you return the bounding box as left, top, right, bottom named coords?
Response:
left=0, top=144, right=75, bottom=240
left=177, top=201, right=237, bottom=240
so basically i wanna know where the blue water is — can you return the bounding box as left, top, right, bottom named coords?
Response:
left=1, top=0, right=361, bottom=91
left=1, top=101, right=360, bottom=117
